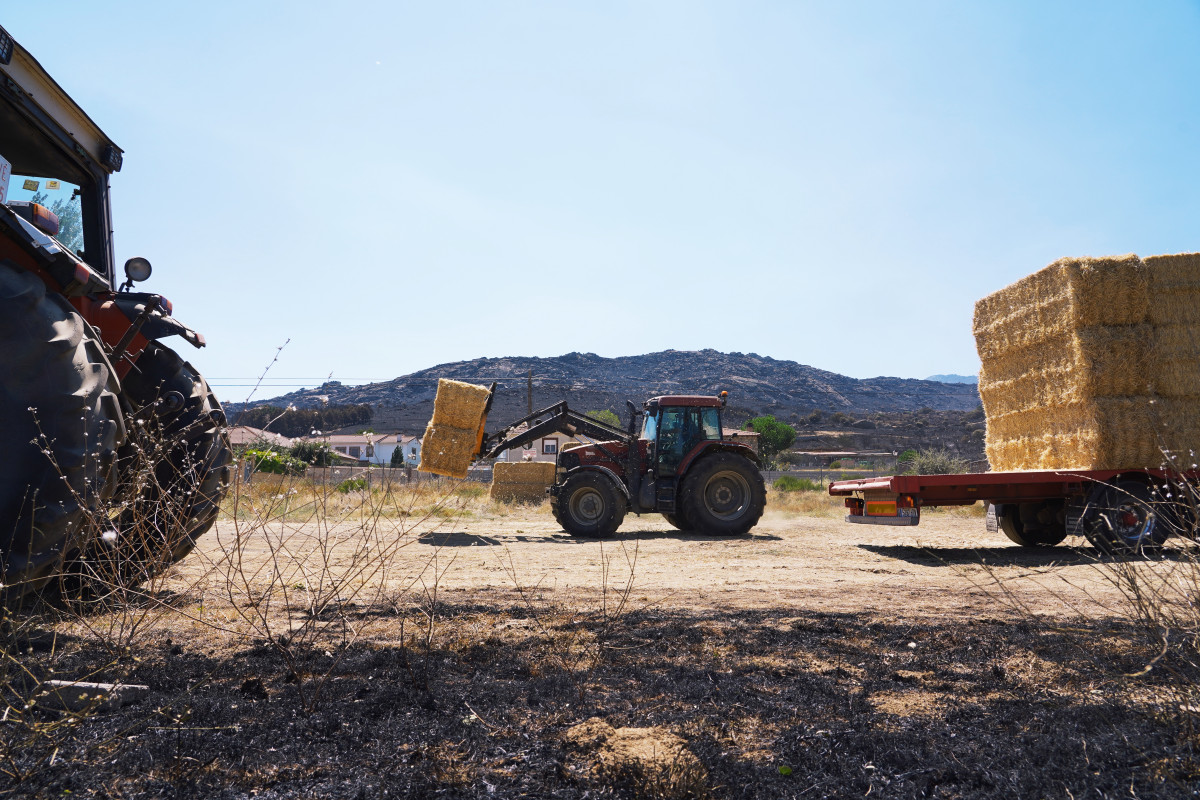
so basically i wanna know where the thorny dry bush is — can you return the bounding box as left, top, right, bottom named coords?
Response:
left=0, top=435, right=506, bottom=791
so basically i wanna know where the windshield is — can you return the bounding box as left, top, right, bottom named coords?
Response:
left=641, top=413, right=657, bottom=442
left=6, top=174, right=84, bottom=253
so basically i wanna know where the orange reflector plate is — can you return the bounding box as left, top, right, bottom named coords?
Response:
left=865, top=501, right=898, bottom=516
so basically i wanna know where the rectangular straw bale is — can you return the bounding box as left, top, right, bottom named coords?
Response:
left=1152, top=325, right=1200, bottom=397
left=1065, top=254, right=1148, bottom=327
left=430, top=379, right=491, bottom=430
left=983, top=399, right=1163, bottom=471
left=488, top=482, right=550, bottom=504
left=418, top=423, right=478, bottom=479
left=492, top=461, right=556, bottom=485
left=1145, top=253, right=1200, bottom=326
left=972, top=262, right=1075, bottom=363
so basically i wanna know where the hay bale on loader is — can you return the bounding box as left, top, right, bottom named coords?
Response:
left=490, top=461, right=556, bottom=504
left=974, top=252, right=1200, bottom=471
left=418, top=379, right=491, bottom=478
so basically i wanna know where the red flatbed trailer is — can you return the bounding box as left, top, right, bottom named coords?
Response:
left=828, top=468, right=1199, bottom=550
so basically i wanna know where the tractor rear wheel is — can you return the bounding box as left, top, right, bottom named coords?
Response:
left=76, top=342, right=232, bottom=591
left=552, top=472, right=626, bottom=537
left=662, top=512, right=689, bottom=531
left=0, top=261, right=124, bottom=605
left=679, top=453, right=765, bottom=536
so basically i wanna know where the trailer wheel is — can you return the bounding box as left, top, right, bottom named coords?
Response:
left=0, top=262, right=124, bottom=605
left=74, top=342, right=232, bottom=591
left=679, top=453, right=766, bottom=536
left=998, top=502, right=1067, bottom=547
left=1083, top=481, right=1169, bottom=554
left=552, top=472, right=625, bottom=537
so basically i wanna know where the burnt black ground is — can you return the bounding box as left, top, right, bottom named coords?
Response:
left=2, top=603, right=1196, bottom=799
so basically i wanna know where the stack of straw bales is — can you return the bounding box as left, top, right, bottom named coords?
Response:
left=974, top=252, right=1200, bottom=471
left=489, top=461, right=556, bottom=503
left=418, top=379, right=491, bottom=478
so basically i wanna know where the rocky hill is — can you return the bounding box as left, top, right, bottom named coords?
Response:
left=227, top=350, right=980, bottom=433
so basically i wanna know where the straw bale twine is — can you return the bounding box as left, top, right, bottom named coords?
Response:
left=975, top=252, right=1200, bottom=471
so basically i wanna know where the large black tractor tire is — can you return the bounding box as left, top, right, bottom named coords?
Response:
left=679, top=453, right=766, bottom=536
left=997, top=501, right=1068, bottom=547
left=551, top=472, right=626, bottom=537
left=77, top=342, right=232, bottom=590
left=1083, top=481, right=1169, bottom=555
left=662, top=512, right=689, bottom=531
left=0, top=261, right=124, bottom=605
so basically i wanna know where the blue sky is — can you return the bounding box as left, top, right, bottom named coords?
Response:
left=6, top=2, right=1200, bottom=400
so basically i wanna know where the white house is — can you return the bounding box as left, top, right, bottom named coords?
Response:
left=495, top=427, right=583, bottom=463
left=317, top=431, right=422, bottom=466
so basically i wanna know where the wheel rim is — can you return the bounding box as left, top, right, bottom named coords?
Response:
left=569, top=487, right=606, bottom=524
left=1111, top=501, right=1152, bottom=544
left=703, top=470, right=751, bottom=521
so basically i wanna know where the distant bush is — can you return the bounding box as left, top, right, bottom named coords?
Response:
left=773, top=476, right=821, bottom=492
left=902, top=449, right=968, bottom=475
left=246, top=449, right=307, bottom=476
left=336, top=476, right=368, bottom=493
left=828, top=460, right=842, bottom=469
left=777, top=451, right=803, bottom=467
left=290, top=440, right=336, bottom=467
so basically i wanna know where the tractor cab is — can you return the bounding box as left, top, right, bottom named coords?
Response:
left=641, top=394, right=727, bottom=478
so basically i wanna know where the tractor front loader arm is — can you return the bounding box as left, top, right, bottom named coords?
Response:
left=481, top=401, right=632, bottom=459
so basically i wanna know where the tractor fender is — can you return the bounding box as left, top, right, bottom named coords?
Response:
left=112, top=293, right=206, bottom=348
left=555, top=465, right=630, bottom=500
left=678, top=441, right=761, bottom=478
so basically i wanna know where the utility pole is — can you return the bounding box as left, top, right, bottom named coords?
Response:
left=527, top=369, right=533, bottom=416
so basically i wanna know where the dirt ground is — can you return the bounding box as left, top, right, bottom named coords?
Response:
left=5, top=502, right=1199, bottom=799
left=190, top=504, right=1137, bottom=622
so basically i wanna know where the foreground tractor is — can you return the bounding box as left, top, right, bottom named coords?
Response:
left=476, top=391, right=766, bottom=537
left=0, top=25, right=231, bottom=603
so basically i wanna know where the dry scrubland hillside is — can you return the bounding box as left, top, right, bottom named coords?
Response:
left=228, top=350, right=981, bottom=432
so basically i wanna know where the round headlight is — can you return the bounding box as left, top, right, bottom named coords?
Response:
left=124, top=257, right=152, bottom=283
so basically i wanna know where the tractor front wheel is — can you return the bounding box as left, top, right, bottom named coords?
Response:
left=76, top=342, right=232, bottom=591
left=679, top=453, right=765, bottom=536
left=0, top=261, right=124, bottom=605
left=552, top=472, right=626, bottom=537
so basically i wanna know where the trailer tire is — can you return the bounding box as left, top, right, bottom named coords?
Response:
left=0, top=262, right=125, bottom=606
left=998, top=502, right=1067, bottom=547
left=679, top=453, right=765, bottom=536
left=552, top=472, right=625, bottom=537
left=74, top=342, right=232, bottom=591
left=1083, top=481, right=1169, bottom=554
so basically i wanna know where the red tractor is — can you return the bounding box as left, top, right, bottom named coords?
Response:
left=480, top=392, right=766, bottom=537
left=0, top=26, right=231, bottom=603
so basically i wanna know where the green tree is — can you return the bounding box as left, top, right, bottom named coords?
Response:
left=585, top=409, right=622, bottom=429
left=745, top=415, right=796, bottom=462
left=30, top=190, right=83, bottom=252
left=390, top=447, right=405, bottom=467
